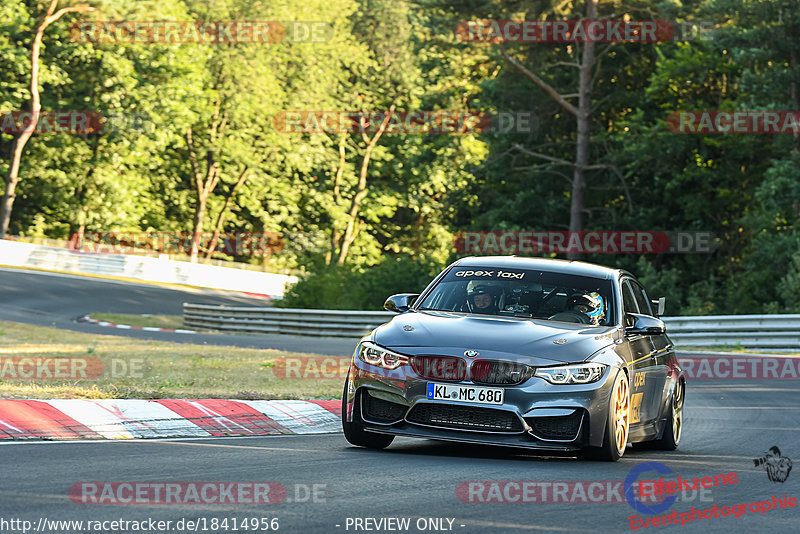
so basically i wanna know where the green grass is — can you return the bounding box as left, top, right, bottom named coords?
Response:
left=91, top=313, right=184, bottom=330
left=0, top=321, right=346, bottom=400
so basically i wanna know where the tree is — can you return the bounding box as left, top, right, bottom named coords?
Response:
left=433, top=0, right=651, bottom=260
left=0, top=0, right=94, bottom=239
left=500, top=1, right=608, bottom=259
left=325, top=0, right=418, bottom=265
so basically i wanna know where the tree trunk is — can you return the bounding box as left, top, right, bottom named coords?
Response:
left=67, top=221, right=85, bottom=250
left=0, top=0, right=94, bottom=239
left=191, top=195, right=207, bottom=261
left=186, top=126, right=220, bottom=262
left=205, top=166, right=249, bottom=260
left=502, top=1, right=598, bottom=260
left=0, top=139, right=27, bottom=239
left=790, top=47, right=799, bottom=152
left=567, top=0, right=597, bottom=260
left=326, top=134, right=347, bottom=265
left=336, top=104, right=396, bottom=266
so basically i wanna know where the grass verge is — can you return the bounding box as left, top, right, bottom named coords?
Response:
left=90, top=313, right=184, bottom=330
left=0, top=321, right=345, bottom=400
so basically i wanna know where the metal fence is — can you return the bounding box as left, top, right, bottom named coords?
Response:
left=664, top=315, right=800, bottom=349
left=183, top=303, right=393, bottom=338
left=183, top=304, right=800, bottom=348
left=6, top=235, right=291, bottom=273
left=0, top=239, right=296, bottom=297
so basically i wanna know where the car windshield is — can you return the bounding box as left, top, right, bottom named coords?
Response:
left=416, top=266, right=616, bottom=326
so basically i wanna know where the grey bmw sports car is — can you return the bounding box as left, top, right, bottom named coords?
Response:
left=342, top=256, right=685, bottom=461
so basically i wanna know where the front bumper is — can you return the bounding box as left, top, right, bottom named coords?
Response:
left=345, top=352, right=619, bottom=450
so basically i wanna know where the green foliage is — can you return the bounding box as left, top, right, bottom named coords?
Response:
left=278, top=255, right=441, bottom=310
left=1, top=0, right=799, bottom=314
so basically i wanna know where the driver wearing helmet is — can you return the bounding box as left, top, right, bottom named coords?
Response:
left=567, top=292, right=605, bottom=325
left=469, top=286, right=498, bottom=315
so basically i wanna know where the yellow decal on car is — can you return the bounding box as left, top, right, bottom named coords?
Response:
left=631, top=392, right=644, bottom=423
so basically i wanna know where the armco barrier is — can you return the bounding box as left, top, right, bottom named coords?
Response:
left=0, top=239, right=296, bottom=297
left=664, top=315, right=800, bottom=349
left=182, top=304, right=800, bottom=348
left=183, top=303, right=392, bottom=337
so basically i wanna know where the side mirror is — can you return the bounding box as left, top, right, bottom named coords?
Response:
left=650, top=297, right=666, bottom=317
left=384, top=293, right=420, bottom=313
left=626, top=313, right=666, bottom=335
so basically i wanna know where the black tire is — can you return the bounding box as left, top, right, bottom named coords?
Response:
left=581, top=370, right=630, bottom=462
left=648, top=379, right=684, bottom=450
left=341, top=376, right=394, bottom=449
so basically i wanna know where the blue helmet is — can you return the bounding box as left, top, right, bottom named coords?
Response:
left=568, top=292, right=605, bottom=325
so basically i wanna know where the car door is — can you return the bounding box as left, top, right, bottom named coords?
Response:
left=626, top=279, right=668, bottom=427
left=619, top=279, right=653, bottom=428
left=629, top=279, right=673, bottom=423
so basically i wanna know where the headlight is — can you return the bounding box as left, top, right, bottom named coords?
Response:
left=535, top=362, right=606, bottom=385
left=357, top=342, right=409, bottom=370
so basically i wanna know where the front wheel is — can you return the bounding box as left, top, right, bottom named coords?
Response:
left=582, top=370, right=630, bottom=461
left=341, top=375, right=394, bottom=450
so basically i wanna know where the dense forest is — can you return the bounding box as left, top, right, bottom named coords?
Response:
left=2, top=0, right=799, bottom=314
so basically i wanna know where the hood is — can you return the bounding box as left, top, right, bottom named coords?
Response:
left=373, top=310, right=619, bottom=365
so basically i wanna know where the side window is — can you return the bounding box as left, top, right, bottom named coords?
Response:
left=629, top=281, right=653, bottom=316
left=621, top=281, right=638, bottom=315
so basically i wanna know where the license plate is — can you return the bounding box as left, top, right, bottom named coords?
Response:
left=426, top=383, right=504, bottom=405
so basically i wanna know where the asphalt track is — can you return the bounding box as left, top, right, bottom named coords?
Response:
left=0, top=267, right=356, bottom=355
left=2, top=381, right=799, bottom=533
left=1, top=267, right=799, bottom=532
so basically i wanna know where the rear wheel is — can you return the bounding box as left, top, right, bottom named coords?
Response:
left=341, top=375, right=394, bottom=450
left=649, top=380, right=684, bottom=450
left=582, top=370, right=629, bottom=461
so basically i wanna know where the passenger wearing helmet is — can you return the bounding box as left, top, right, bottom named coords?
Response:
left=567, top=292, right=605, bottom=325
left=469, top=286, right=498, bottom=315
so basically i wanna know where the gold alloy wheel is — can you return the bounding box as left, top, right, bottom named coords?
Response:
left=672, top=381, right=684, bottom=443
left=613, top=374, right=630, bottom=454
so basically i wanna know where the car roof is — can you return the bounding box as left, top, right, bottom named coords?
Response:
left=452, top=256, right=629, bottom=280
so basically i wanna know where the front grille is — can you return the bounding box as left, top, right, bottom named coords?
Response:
left=526, top=411, right=583, bottom=440
left=411, top=356, right=467, bottom=381
left=470, top=360, right=533, bottom=386
left=363, top=393, right=407, bottom=423
left=407, top=403, right=523, bottom=433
